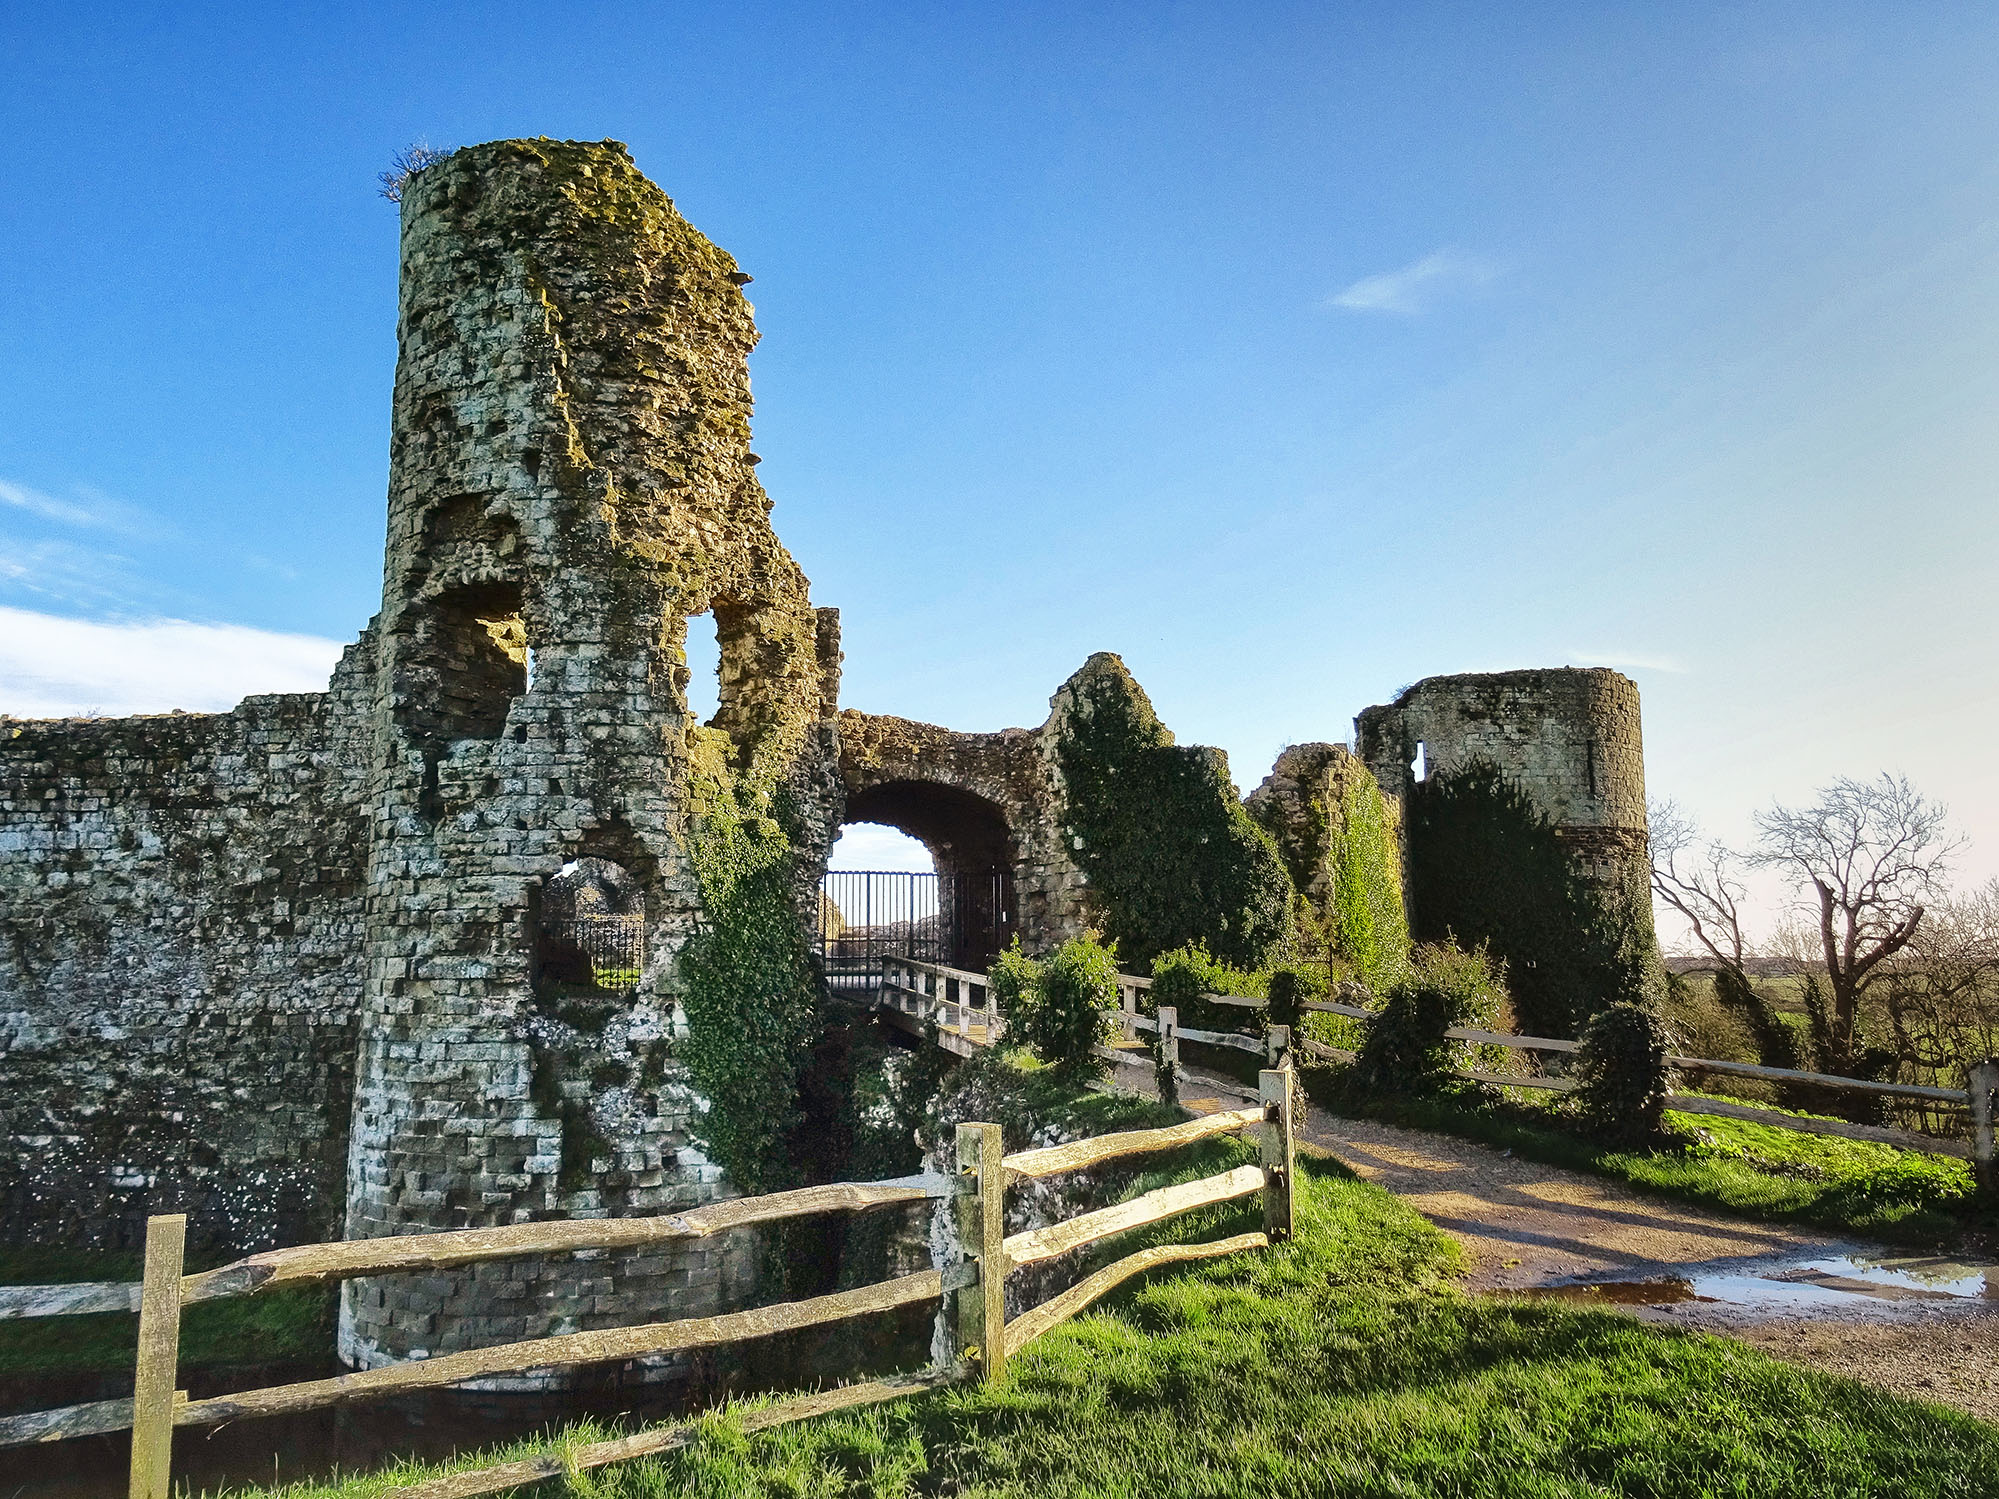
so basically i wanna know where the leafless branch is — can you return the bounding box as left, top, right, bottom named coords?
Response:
left=380, top=142, right=455, bottom=204
left=1648, top=797, right=1750, bottom=975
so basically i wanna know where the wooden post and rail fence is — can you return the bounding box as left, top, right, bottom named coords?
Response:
left=877, top=955, right=1999, bottom=1176
left=0, top=1064, right=1297, bottom=1499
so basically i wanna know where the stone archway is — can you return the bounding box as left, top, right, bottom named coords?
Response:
left=835, top=705, right=1093, bottom=959
left=837, top=778, right=1017, bottom=971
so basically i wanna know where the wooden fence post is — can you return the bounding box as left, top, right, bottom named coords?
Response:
left=129, top=1212, right=186, bottom=1499
left=1156, top=1006, right=1180, bottom=1109
left=954, top=1122, right=1008, bottom=1380
left=1970, top=1059, right=1998, bottom=1194
left=1265, top=1023, right=1291, bottom=1069
left=1259, top=1068, right=1295, bottom=1243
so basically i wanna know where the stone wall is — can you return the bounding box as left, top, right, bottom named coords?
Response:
left=0, top=640, right=376, bottom=1255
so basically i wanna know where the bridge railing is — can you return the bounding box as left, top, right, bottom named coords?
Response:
left=878, top=956, right=1274, bottom=1065
left=0, top=1073, right=1295, bottom=1499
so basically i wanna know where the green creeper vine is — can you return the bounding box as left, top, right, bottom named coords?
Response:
left=1406, top=758, right=1660, bottom=1038
left=1053, top=655, right=1293, bottom=970
left=675, top=728, right=819, bottom=1195
left=1325, top=768, right=1410, bottom=988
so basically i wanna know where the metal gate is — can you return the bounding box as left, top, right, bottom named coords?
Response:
left=817, top=869, right=1013, bottom=993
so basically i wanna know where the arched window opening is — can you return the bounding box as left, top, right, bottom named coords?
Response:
left=683, top=611, right=721, bottom=724
left=1411, top=740, right=1429, bottom=785
left=401, top=581, right=528, bottom=745
left=538, top=858, right=646, bottom=996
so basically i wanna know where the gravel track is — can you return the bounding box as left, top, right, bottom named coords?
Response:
left=1170, top=1070, right=1999, bottom=1423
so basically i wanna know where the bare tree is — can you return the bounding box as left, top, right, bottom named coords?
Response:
left=1648, top=798, right=1804, bottom=1077
left=1749, top=773, right=1960, bottom=1077
left=1649, top=798, right=1751, bottom=973
left=1878, top=878, right=1999, bottom=1084
left=379, top=142, right=454, bottom=203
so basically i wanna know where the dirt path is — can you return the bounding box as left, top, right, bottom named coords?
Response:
left=1174, top=1074, right=1999, bottom=1423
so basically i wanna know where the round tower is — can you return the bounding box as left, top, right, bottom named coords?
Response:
left=340, top=139, right=837, bottom=1372
left=1354, top=666, right=1647, bottom=884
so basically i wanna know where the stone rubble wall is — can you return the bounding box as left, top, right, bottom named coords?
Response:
left=0, top=638, right=377, bottom=1255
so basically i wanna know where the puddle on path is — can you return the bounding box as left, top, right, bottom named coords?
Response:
left=1523, top=1252, right=1999, bottom=1315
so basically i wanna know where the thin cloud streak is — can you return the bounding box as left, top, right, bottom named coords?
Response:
left=1326, top=249, right=1499, bottom=314
left=0, top=606, right=346, bottom=719
left=0, top=478, right=151, bottom=534
left=1568, top=650, right=1692, bottom=676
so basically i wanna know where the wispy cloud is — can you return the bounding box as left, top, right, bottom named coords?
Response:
left=0, top=535, right=150, bottom=611
left=0, top=478, right=152, bottom=534
left=1568, top=650, right=1692, bottom=676
left=1326, top=249, right=1499, bottom=314
left=0, top=607, right=347, bottom=719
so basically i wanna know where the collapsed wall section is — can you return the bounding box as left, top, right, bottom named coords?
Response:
left=0, top=644, right=375, bottom=1255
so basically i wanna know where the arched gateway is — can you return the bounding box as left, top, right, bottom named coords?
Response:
left=831, top=710, right=1077, bottom=979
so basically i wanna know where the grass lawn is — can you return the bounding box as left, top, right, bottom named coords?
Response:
left=0, top=1247, right=333, bottom=1379
left=216, top=1138, right=1999, bottom=1498
left=1300, top=1067, right=1991, bottom=1249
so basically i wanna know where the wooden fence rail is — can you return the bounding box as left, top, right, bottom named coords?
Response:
left=0, top=1063, right=1292, bottom=1499
left=875, top=956, right=1998, bottom=1174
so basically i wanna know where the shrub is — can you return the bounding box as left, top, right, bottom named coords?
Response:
left=1570, top=1001, right=1673, bottom=1147
left=1149, top=942, right=1264, bottom=1037
left=1265, top=962, right=1328, bottom=1031
left=1353, top=943, right=1505, bottom=1094
left=992, top=933, right=1120, bottom=1080
left=987, top=939, right=1041, bottom=1029
left=378, top=142, right=454, bottom=203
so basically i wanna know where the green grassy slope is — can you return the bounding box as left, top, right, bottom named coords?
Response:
left=218, top=1144, right=1999, bottom=1499
left=1303, top=1072, right=1990, bottom=1248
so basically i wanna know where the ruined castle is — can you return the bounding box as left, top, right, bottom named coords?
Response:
left=0, top=139, right=1649, bottom=1369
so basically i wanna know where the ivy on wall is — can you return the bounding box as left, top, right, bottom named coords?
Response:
left=676, top=729, right=820, bottom=1195
left=1053, top=656, right=1293, bottom=971
left=1326, top=769, right=1411, bottom=988
left=1406, top=759, right=1660, bottom=1039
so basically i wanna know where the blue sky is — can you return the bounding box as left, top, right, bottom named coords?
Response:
left=3, top=3, right=1996, bottom=921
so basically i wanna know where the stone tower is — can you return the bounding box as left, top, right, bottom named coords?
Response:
left=1353, top=666, right=1649, bottom=907
left=340, top=139, right=839, bottom=1370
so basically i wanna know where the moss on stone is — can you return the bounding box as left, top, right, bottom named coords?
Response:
left=1050, top=654, right=1293, bottom=970
left=1407, top=758, right=1661, bottom=1038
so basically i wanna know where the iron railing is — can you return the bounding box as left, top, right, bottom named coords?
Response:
left=817, top=869, right=1012, bottom=992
